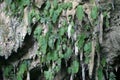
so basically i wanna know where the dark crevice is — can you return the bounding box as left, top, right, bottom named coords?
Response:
left=6, top=34, right=35, bottom=63
left=0, top=33, right=35, bottom=66
left=115, top=67, right=120, bottom=80
left=0, top=69, right=3, bottom=80
left=108, top=55, right=120, bottom=80
left=30, top=67, right=42, bottom=80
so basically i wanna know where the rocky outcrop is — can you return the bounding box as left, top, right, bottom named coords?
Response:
left=102, top=0, right=120, bottom=65
left=0, top=0, right=120, bottom=80
left=0, top=2, right=28, bottom=59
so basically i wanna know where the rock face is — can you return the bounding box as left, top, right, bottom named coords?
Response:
left=0, top=0, right=120, bottom=79
left=102, top=0, right=120, bottom=64
left=0, top=2, right=28, bottom=59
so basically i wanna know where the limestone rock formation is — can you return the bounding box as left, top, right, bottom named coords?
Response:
left=0, top=0, right=120, bottom=80
left=0, top=2, right=28, bottom=59
left=102, top=0, right=120, bottom=65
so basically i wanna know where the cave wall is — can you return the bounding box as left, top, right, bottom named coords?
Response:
left=0, top=0, right=120, bottom=80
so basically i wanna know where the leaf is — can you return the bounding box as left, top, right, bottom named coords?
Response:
left=48, top=39, right=54, bottom=49
left=33, top=26, right=42, bottom=39
left=52, top=51, right=58, bottom=61
left=17, top=75, right=22, bottom=80
left=52, top=7, right=62, bottom=23
left=59, top=27, right=66, bottom=36
left=38, top=36, right=47, bottom=54
left=77, top=33, right=86, bottom=49
left=91, top=6, right=98, bottom=19
left=48, top=35, right=54, bottom=49
left=53, top=0, right=58, bottom=9
left=54, top=65, right=60, bottom=72
left=56, top=59, right=61, bottom=66
left=17, top=61, right=28, bottom=80
left=4, top=65, right=13, bottom=77
left=20, top=0, right=30, bottom=6
left=46, top=52, right=52, bottom=61
left=45, top=0, right=51, bottom=10
left=105, top=16, right=110, bottom=27
left=60, top=2, right=72, bottom=10
left=44, top=69, right=54, bottom=80
left=84, top=25, right=90, bottom=30
left=68, top=60, right=79, bottom=74
left=28, top=9, right=38, bottom=24
left=84, top=42, right=92, bottom=54
left=35, top=13, right=40, bottom=21
left=101, top=57, right=106, bottom=67
left=109, top=72, right=116, bottom=80
left=18, top=62, right=27, bottom=75
left=97, top=67, right=103, bottom=80
left=72, top=60, right=79, bottom=73
left=11, top=3, right=15, bottom=12
left=67, top=2, right=72, bottom=9
left=76, top=5, right=84, bottom=21
left=64, top=47, right=72, bottom=59
left=18, top=0, right=30, bottom=10
left=85, top=57, right=90, bottom=64
left=50, top=8, right=54, bottom=17
left=47, top=51, right=58, bottom=62
left=54, top=59, right=61, bottom=72
left=52, top=12, right=58, bottom=23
